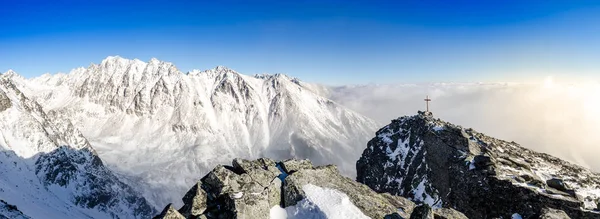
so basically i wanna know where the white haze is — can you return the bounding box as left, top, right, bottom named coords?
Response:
left=327, top=79, right=600, bottom=172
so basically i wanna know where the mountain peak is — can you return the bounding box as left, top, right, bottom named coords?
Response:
left=149, top=57, right=161, bottom=64
left=357, top=112, right=600, bottom=218
left=254, top=73, right=300, bottom=83
left=101, top=55, right=127, bottom=64
left=3, top=69, right=18, bottom=77
left=214, top=65, right=230, bottom=71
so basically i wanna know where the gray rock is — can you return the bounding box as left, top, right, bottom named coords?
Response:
left=433, top=208, right=468, bottom=219
left=410, top=205, right=433, bottom=219
left=473, top=155, right=493, bottom=169
left=159, top=158, right=427, bottom=219
left=232, top=158, right=281, bottom=187
left=381, top=193, right=416, bottom=219
left=178, top=182, right=207, bottom=218
left=153, top=204, right=185, bottom=219
left=546, top=178, right=569, bottom=192
left=280, top=159, right=313, bottom=173
left=159, top=159, right=283, bottom=219
left=0, top=90, right=10, bottom=112
left=538, top=208, right=571, bottom=219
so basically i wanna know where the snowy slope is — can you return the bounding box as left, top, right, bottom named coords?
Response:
left=0, top=76, right=155, bottom=218
left=270, top=184, right=370, bottom=219
left=10, top=56, right=379, bottom=209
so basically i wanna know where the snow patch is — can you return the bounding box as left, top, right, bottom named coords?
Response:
left=271, top=184, right=370, bottom=219
left=468, top=157, right=476, bottom=170
left=232, top=192, right=244, bottom=199
left=511, top=213, right=523, bottom=219
left=432, top=125, right=444, bottom=131
left=411, top=178, right=441, bottom=208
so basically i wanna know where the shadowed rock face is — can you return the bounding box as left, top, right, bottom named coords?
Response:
left=0, top=199, right=31, bottom=219
left=357, top=111, right=600, bottom=219
left=0, top=90, right=11, bottom=112
left=154, top=158, right=464, bottom=219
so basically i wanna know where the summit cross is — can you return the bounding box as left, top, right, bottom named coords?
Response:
left=424, top=95, right=431, bottom=112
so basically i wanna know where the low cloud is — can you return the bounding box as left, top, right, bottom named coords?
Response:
left=327, top=81, right=600, bottom=172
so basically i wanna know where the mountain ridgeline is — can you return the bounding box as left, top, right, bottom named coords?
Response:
left=5, top=56, right=378, bottom=208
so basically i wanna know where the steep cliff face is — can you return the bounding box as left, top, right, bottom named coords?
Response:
left=357, top=111, right=600, bottom=218
left=0, top=76, right=155, bottom=218
left=153, top=158, right=467, bottom=219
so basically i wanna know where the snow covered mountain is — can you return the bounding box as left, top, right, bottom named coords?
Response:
left=0, top=75, right=154, bottom=218
left=8, top=56, right=379, bottom=209
left=357, top=111, right=600, bottom=218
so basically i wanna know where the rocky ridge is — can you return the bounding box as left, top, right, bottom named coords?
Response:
left=357, top=111, right=600, bottom=218
left=154, top=158, right=467, bottom=219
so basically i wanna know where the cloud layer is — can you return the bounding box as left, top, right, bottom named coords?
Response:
left=327, top=81, right=600, bottom=172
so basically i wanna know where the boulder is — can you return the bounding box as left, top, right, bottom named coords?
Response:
left=546, top=178, right=569, bottom=192
left=153, top=204, right=185, bottom=219
left=200, top=161, right=281, bottom=218
left=410, top=205, right=434, bottom=219
left=232, top=158, right=281, bottom=187
left=538, top=208, right=571, bottom=219
left=178, top=182, right=207, bottom=218
left=473, top=155, right=493, bottom=168
left=280, top=159, right=313, bottom=173
left=433, top=208, right=469, bottom=219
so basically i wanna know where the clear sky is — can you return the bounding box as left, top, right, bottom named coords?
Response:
left=1, top=0, right=599, bottom=84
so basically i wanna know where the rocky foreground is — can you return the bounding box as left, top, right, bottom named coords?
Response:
left=153, top=158, right=467, bottom=219
left=153, top=111, right=600, bottom=219
left=357, top=111, right=600, bottom=218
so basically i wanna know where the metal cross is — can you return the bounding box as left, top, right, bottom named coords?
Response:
left=424, top=95, right=431, bottom=112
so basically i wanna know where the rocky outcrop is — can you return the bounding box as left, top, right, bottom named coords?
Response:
left=357, top=111, right=600, bottom=218
left=0, top=89, right=10, bottom=112
left=537, top=208, right=571, bottom=219
left=155, top=158, right=464, bottom=218
left=0, top=199, right=31, bottom=219
left=432, top=208, right=468, bottom=219
left=154, top=204, right=185, bottom=219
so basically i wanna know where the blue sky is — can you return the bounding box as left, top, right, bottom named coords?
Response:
left=1, top=0, right=599, bottom=84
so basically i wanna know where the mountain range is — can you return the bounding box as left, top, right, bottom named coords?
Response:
left=1, top=56, right=378, bottom=213
left=1, top=57, right=599, bottom=218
